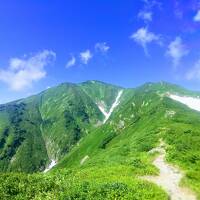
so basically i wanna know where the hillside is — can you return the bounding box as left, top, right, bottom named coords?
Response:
left=0, top=81, right=200, bottom=199
left=0, top=81, right=122, bottom=172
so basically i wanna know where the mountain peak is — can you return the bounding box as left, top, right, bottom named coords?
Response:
left=80, top=80, right=123, bottom=89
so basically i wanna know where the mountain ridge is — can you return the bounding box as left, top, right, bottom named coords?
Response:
left=0, top=80, right=200, bottom=199
left=0, top=80, right=200, bottom=173
left=2, top=80, right=199, bottom=106
left=0, top=80, right=124, bottom=172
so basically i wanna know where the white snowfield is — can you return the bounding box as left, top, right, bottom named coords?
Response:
left=44, top=159, right=57, bottom=173
left=97, top=103, right=108, bottom=118
left=169, top=94, right=200, bottom=112
left=80, top=155, right=89, bottom=165
left=97, top=90, right=123, bottom=124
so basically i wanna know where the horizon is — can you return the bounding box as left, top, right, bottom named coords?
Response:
left=1, top=0, right=200, bottom=103
left=2, top=79, right=200, bottom=105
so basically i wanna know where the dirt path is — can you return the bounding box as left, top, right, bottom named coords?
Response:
left=143, top=142, right=196, bottom=200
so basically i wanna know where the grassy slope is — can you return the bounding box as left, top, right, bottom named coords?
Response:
left=0, top=83, right=104, bottom=172
left=162, top=98, right=200, bottom=199
left=0, top=81, right=122, bottom=173
left=0, top=97, right=49, bottom=173
left=0, top=82, right=200, bottom=199
left=55, top=83, right=200, bottom=199
left=80, top=80, right=123, bottom=112
left=39, top=83, right=104, bottom=160
left=0, top=168, right=168, bottom=200
left=56, top=89, right=166, bottom=175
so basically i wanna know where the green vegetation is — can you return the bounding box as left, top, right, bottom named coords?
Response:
left=0, top=167, right=168, bottom=200
left=0, top=82, right=117, bottom=172
left=162, top=98, right=200, bottom=198
left=0, top=81, right=200, bottom=199
left=80, top=80, right=122, bottom=112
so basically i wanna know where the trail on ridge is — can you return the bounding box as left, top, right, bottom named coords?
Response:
left=142, top=141, right=196, bottom=200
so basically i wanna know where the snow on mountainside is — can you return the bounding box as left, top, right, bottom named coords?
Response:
left=169, top=94, right=200, bottom=112
left=97, top=90, right=123, bottom=124
left=44, top=160, right=57, bottom=173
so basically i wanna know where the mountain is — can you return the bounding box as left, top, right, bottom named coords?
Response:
left=0, top=81, right=200, bottom=199
left=79, top=80, right=123, bottom=112
left=56, top=81, right=200, bottom=172
left=0, top=81, right=122, bottom=172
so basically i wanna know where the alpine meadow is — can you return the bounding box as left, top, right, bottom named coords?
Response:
left=1, top=0, right=200, bottom=199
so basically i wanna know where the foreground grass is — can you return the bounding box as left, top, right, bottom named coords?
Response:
left=0, top=165, right=168, bottom=200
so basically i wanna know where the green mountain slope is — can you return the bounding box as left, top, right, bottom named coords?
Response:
left=39, top=83, right=104, bottom=160
left=55, top=82, right=200, bottom=198
left=0, top=81, right=200, bottom=199
left=0, top=97, right=48, bottom=172
left=79, top=80, right=123, bottom=112
left=0, top=81, right=122, bottom=173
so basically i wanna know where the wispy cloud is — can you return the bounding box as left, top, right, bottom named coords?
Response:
left=130, top=27, right=161, bottom=56
left=138, top=10, right=152, bottom=22
left=166, top=37, right=189, bottom=67
left=66, top=42, right=109, bottom=67
left=66, top=55, right=76, bottom=68
left=95, top=42, right=110, bottom=53
left=173, top=0, right=183, bottom=19
left=186, top=59, right=200, bottom=80
left=0, top=50, right=56, bottom=91
left=194, top=10, right=200, bottom=22
left=80, top=50, right=92, bottom=64
left=141, top=0, right=162, bottom=9
left=138, top=0, right=162, bottom=23
left=174, top=8, right=183, bottom=19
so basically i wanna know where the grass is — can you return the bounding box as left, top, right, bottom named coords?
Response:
left=0, top=81, right=200, bottom=199
left=0, top=166, right=168, bottom=200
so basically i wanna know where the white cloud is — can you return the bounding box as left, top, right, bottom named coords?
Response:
left=0, top=50, right=56, bottom=91
left=138, top=11, right=152, bottom=22
left=141, top=0, right=162, bottom=9
left=194, top=10, right=200, bottom=22
left=66, top=55, right=76, bottom=68
left=80, top=50, right=92, bottom=64
left=95, top=42, right=110, bottom=53
left=130, top=27, right=160, bottom=56
left=173, top=0, right=183, bottom=19
left=166, top=37, right=189, bottom=67
left=174, top=9, right=183, bottom=19
left=138, top=0, right=162, bottom=22
left=186, top=59, right=200, bottom=80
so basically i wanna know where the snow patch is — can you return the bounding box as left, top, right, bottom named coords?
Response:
left=141, top=101, right=149, bottom=107
left=80, top=155, right=89, bottom=165
left=165, top=110, right=176, bottom=118
left=131, top=114, right=135, bottom=118
left=169, top=94, right=200, bottom=112
left=44, top=159, right=57, bottom=173
left=118, top=120, right=125, bottom=129
left=141, top=101, right=145, bottom=107
left=97, top=102, right=108, bottom=117
left=97, top=90, right=123, bottom=124
left=132, top=102, right=136, bottom=107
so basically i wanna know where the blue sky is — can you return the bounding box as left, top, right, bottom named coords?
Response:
left=0, top=0, right=200, bottom=103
